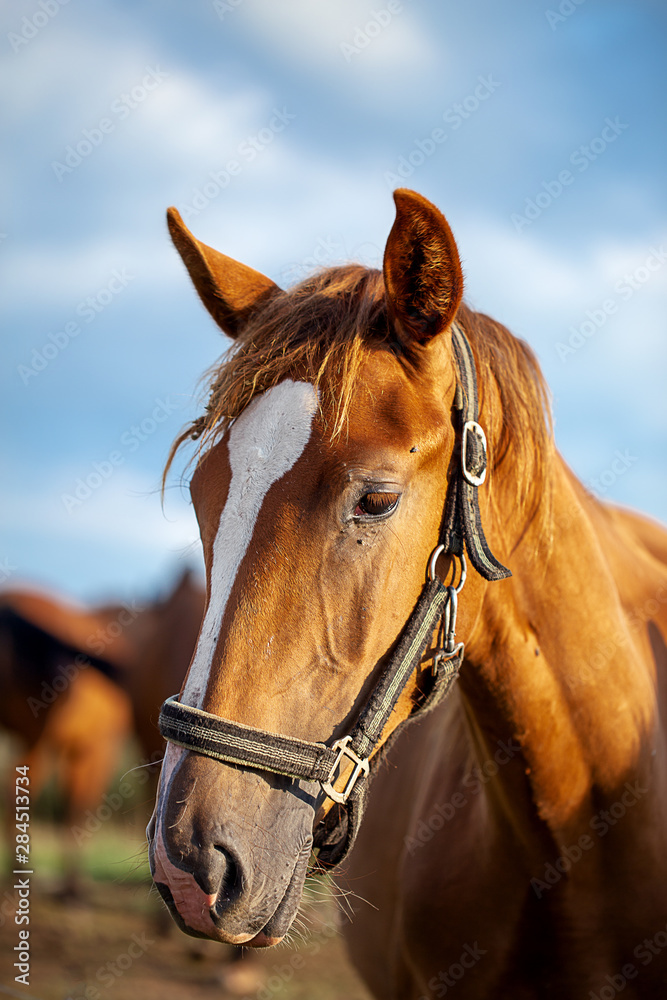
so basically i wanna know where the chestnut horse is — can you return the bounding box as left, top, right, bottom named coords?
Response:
left=149, top=190, right=667, bottom=998
left=0, top=589, right=133, bottom=886
left=0, top=573, right=204, bottom=886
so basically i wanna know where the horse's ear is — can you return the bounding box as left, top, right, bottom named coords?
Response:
left=383, top=189, right=464, bottom=347
left=167, top=207, right=279, bottom=339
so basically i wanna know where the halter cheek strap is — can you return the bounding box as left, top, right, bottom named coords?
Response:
left=158, top=322, right=510, bottom=866
left=444, top=326, right=512, bottom=582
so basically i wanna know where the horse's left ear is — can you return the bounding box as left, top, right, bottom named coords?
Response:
left=167, top=207, right=279, bottom=339
left=383, top=189, right=464, bottom=347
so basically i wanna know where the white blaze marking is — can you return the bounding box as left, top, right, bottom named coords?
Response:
left=182, top=380, right=318, bottom=708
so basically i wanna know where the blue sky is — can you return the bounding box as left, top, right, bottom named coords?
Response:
left=2, top=0, right=666, bottom=603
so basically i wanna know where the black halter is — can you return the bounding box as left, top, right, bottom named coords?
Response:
left=158, top=323, right=510, bottom=865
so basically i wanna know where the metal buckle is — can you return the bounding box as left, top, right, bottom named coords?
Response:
left=430, top=576, right=466, bottom=674
left=461, top=420, right=487, bottom=487
left=321, top=736, right=370, bottom=804
left=433, top=642, right=464, bottom=674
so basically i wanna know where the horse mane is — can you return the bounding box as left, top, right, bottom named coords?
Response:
left=456, top=301, right=553, bottom=544
left=164, top=264, right=553, bottom=541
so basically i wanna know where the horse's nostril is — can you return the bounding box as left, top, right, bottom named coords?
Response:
left=190, top=842, right=239, bottom=902
left=215, top=846, right=243, bottom=910
left=208, top=845, right=243, bottom=913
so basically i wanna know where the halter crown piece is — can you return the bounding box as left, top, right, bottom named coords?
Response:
left=158, top=323, right=510, bottom=865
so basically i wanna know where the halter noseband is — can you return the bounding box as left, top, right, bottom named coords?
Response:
left=158, top=323, right=510, bottom=865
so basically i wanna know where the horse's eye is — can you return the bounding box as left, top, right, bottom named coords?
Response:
left=354, top=492, right=400, bottom=517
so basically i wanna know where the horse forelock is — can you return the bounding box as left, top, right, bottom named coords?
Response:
left=164, top=264, right=553, bottom=546
left=202, top=264, right=387, bottom=439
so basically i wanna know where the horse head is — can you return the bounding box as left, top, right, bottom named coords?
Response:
left=148, top=190, right=516, bottom=945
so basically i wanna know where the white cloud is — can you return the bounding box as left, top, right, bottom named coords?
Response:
left=4, top=148, right=389, bottom=310
left=2, top=22, right=270, bottom=205
left=234, top=0, right=438, bottom=82
left=455, top=214, right=588, bottom=320
left=3, top=467, right=200, bottom=556
left=456, top=214, right=667, bottom=344
left=3, top=20, right=266, bottom=136
left=3, top=238, right=158, bottom=304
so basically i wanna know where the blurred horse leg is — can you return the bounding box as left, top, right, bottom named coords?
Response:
left=43, top=670, right=133, bottom=894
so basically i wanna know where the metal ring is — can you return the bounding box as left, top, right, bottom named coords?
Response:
left=461, top=420, right=488, bottom=487
left=454, top=554, right=467, bottom=593
left=428, top=544, right=446, bottom=581
left=428, top=547, right=467, bottom=593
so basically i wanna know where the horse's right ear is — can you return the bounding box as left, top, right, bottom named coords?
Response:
left=383, top=189, right=464, bottom=348
left=167, top=207, right=279, bottom=339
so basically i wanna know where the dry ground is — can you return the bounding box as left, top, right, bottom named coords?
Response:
left=0, top=823, right=373, bottom=1000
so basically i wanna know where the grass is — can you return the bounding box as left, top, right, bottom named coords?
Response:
left=1, top=820, right=152, bottom=884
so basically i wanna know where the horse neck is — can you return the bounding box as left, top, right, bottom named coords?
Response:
left=461, top=451, right=661, bottom=838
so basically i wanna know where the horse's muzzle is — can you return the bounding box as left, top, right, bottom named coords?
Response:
left=147, top=744, right=316, bottom=945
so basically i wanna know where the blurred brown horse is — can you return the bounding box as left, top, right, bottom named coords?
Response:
left=1, top=570, right=204, bottom=885
left=0, top=589, right=133, bottom=885
left=122, top=569, right=205, bottom=763
left=149, top=190, right=667, bottom=998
